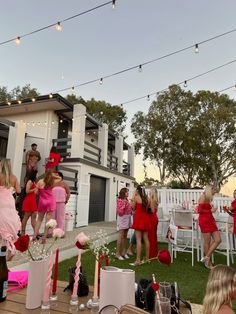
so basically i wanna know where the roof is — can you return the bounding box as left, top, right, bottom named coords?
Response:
left=0, top=93, right=130, bottom=149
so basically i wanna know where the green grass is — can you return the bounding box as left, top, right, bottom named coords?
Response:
left=58, top=241, right=236, bottom=307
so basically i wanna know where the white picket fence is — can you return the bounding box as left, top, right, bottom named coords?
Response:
left=155, top=188, right=233, bottom=217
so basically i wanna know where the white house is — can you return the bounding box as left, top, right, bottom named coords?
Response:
left=0, top=94, right=135, bottom=229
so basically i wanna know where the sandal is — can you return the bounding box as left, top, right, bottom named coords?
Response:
left=129, top=260, right=142, bottom=266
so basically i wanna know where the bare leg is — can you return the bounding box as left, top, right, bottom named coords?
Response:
left=116, top=230, right=123, bottom=257
left=21, top=212, right=31, bottom=235
left=206, top=231, right=221, bottom=258
left=142, top=231, right=150, bottom=260
left=135, top=230, right=142, bottom=263
left=31, top=212, right=37, bottom=232
left=122, top=229, right=128, bottom=256
left=34, top=212, right=45, bottom=239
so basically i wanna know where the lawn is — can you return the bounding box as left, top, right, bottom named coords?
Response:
left=58, top=241, right=236, bottom=307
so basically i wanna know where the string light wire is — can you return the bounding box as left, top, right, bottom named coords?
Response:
left=0, top=1, right=114, bottom=46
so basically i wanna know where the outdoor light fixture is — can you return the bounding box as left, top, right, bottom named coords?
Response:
left=194, top=43, right=199, bottom=53
left=15, top=36, right=21, bottom=45
left=18, top=100, right=22, bottom=104
left=147, top=95, right=150, bottom=101
left=113, top=177, right=116, bottom=183
left=32, top=98, right=36, bottom=102
left=99, top=78, right=103, bottom=85
left=184, top=80, right=187, bottom=88
left=138, top=64, right=142, bottom=72
left=112, top=0, right=116, bottom=9
left=56, top=22, right=62, bottom=32
left=49, top=93, right=53, bottom=98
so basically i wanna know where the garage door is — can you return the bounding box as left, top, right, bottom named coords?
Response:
left=89, top=175, right=106, bottom=223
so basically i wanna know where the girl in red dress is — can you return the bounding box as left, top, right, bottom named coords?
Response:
left=198, top=185, right=221, bottom=269
left=227, top=189, right=236, bottom=234
left=21, top=170, right=38, bottom=235
left=148, top=188, right=158, bottom=258
left=131, top=185, right=150, bottom=265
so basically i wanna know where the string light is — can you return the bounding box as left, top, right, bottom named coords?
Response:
left=55, top=22, right=62, bottom=32
left=7, top=101, right=11, bottom=106
left=18, top=100, right=22, bottom=104
left=147, top=95, right=150, bottom=101
left=99, top=78, right=103, bottom=85
left=15, top=37, right=21, bottom=45
left=32, top=97, right=36, bottom=102
left=49, top=93, right=53, bottom=98
left=138, top=65, right=142, bottom=72
left=60, top=118, right=63, bottom=123
left=0, top=1, right=113, bottom=47
left=112, top=0, right=116, bottom=9
left=184, top=80, right=188, bottom=88
left=194, top=44, right=199, bottom=53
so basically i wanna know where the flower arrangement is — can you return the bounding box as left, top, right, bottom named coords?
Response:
left=141, top=249, right=171, bottom=267
left=14, top=219, right=64, bottom=261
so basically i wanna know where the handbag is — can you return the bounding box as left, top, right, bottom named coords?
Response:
left=170, top=282, right=192, bottom=314
left=63, top=266, right=89, bottom=297
left=135, top=278, right=155, bottom=312
left=8, top=270, right=28, bottom=292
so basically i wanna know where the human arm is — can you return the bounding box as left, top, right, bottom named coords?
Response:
left=64, top=182, right=71, bottom=203
left=12, top=175, right=21, bottom=194
left=26, top=180, right=37, bottom=194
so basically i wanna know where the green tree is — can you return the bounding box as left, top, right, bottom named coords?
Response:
left=131, top=85, right=236, bottom=189
left=66, top=95, right=127, bottom=135
left=0, top=84, right=39, bottom=102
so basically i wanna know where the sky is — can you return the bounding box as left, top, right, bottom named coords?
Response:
left=1, top=0, right=236, bottom=192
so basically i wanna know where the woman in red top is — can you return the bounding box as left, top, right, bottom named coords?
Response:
left=131, top=185, right=150, bottom=265
left=45, top=146, right=63, bottom=172
left=198, top=185, right=221, bottom=269
left=148, top=188, right=158, bottom=258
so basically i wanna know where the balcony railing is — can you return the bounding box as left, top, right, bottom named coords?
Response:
left=84, top=141, right=101, bottom=164
left=52, top=138, right=71, bottom=158
left=123, top=161, right=130, bottom=176
left=107, top=153, right=118, bottom=171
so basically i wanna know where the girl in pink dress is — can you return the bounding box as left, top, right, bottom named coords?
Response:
left=0, top=159, right=21, bottom=260
left=52, top=172, right=70, bottom=232
left=116, top=188, right=132, bottom=260
left=33, top=170, right=56, bottom=241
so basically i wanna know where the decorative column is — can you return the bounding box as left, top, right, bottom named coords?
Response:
left=98, top=123, right=108, bottom=167
left=128, top=144, right=135, bottom=177
left=115, top=135, right=123, bottom=173
left=71, top=104, right=86, bottom=158
left=6, top=120, right=26, bottom=180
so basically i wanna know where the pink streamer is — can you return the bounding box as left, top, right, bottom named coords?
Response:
left=42, top=251, right=54, bottom=303
left=72, top=250, right=81, bottom=299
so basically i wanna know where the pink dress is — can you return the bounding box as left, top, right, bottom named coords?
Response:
left=38, top=187, right=56, bottom=212
left=116, top=198, right=132, bottom=230
left=0, top=186, right=21, bottom=253
left=52, top=186, right=66, bottom=231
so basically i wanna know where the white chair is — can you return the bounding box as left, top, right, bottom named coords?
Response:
left=157, top=207, right=170, bottom=242
left=170, top=209, right=198, bottom=267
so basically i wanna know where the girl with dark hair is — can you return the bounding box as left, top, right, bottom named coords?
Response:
left=45, top=146, right=63, bottom=171
left=21, top=170, right=38, bottom=235
left=116, top=187, right=132, bottom=260
left=130, top=185, right=150, bottom=265
left=33, top=170, right=56, bottom=241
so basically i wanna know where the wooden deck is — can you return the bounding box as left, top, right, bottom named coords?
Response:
left=0, top=281, right=93, bottom=314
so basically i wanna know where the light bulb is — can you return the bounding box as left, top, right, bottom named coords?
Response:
left=15, top=36, right=21, bottom=45
left=18, top=100, right=22, bottom=104
left=99, top=78, right=103, bottom=85
left=56, top=22, right=62, bottom=32
left=60, top=119, right=63, bottom=123
left=32, top=98, right=36, bottom=102
left=71, top=86, right=75, bottom=95
left=184, top=80, right=187, bottom=88
left=52, top=121, right=55, bottom=125
left=198, top=100, right=202, bottom=105
left=120, top=104, right=123, bottom=107
left=233, top=85, right=236, bottom=91
left=7, top=101, right=11, bottom=106
left=138, top=65, right=142, bottom=72
left=100, top=111, right=103, bottom=115
left=112, top=0, right=116, bottom=9
left=49, top=93, right=53, bottom=98
left=147, top=95, right=150, bottom=101
left=194, top=44, right=199, bottom=53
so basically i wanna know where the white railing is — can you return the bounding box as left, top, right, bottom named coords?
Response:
left=154, top=188, right=233, bottom=217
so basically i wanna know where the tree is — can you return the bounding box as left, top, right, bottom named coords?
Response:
left=139, top=177, right=160, bottom=187
left=0, top=84, right=39, bottom=102
left=66, top=95, right=127, bottom=135
left=131, top=85, right=236, bottom=189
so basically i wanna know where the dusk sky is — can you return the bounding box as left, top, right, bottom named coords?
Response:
left=1, top=0, right=236, bottom=191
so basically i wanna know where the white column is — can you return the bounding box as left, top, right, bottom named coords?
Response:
left=71, top=104, right=86, bottom=158
left=6, top=121, right=26, bottom=181
left=98, top=123, right=108, bottom=167
left=115, top=135, right=123, bottom=173
left=128, top=144, right=135, bottom=177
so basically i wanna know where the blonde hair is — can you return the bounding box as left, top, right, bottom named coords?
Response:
left=203, top=185, right=214, bottom=203
left=150, top=188, right=159, bottom=207
left=0, top=158, right=12, bottom=188
left=203, top=265, right=236, bottom=314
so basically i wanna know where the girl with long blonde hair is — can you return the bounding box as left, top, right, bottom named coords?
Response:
left=0, top=158, right=21, bottom=260
left=148, top=188, right=159, bottom=258
left=198, top=185, right=221, bottom=269
left=203, top=265, right=236, bottom=314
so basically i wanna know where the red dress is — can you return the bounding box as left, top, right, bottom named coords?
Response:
left=198, top=203, right=218, bottom=233
left=231, top=199, right=236, bottom=234
left=148, top=208, right=158, bottom=258
left=45, top=152, right=61, bottom=170
left=22, top=182, right=37, bottom=213
left=132, top=203, right=151, bottom=231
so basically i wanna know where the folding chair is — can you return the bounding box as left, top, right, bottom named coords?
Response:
left=170, top=209, right=198, bottom=267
